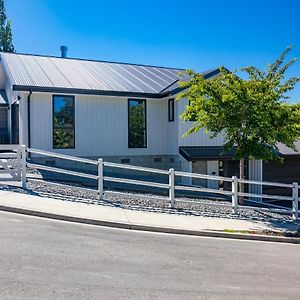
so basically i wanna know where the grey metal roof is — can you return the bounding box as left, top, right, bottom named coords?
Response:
left=180, top=143, right=300, bottom=161
left=163, top=68, right=223, bottom=96
left=0, top=90, right=8, bottom=106
left=0, top=52, right=220, bottom=98
left=179, top=146, right=236, bottom=161
left=277, top=142, right=300, bottom=156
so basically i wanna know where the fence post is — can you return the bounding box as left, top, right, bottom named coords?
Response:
left=21, top=145, right=27, bottom=189
left=292, top=182, right=298, bottom=221
left=98, top=158, right=104, bottom=201
left=16, top=146, right=21, bottom=180
left=232, top=176, right=238, bottom=214
left=169, top=168, right=175, bottom=208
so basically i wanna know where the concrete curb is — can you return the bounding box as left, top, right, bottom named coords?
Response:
left=0, top=204, right=299, bottom=244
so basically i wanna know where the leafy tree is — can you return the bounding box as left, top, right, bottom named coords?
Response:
left=0, top=0, right=14, bottom=52
left=178, top=46, right=300, bottom=204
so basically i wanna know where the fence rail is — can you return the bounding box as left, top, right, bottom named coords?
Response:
left=28, top=148, right=98, bottom=165
left=175, top=170, right=234, bottom=182
left=0, top=144, right=299, bottom=220
left=104, top=161, right=170, bottom=175
left=27, top=162, right=99, bottom=180
left=104, top=176, right=170, bottom=189
left=238, top=178, right=293, bottom=188
left=0, top=145, right=23, bottom=182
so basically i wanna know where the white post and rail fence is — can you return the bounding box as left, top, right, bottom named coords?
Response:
left=0, top=145, right=299, bottom=220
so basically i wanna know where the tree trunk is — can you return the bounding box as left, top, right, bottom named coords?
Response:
left=239, top=158, right=245, bottom=205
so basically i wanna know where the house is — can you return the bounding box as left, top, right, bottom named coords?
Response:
left=0, top=49, right=297, bottom=190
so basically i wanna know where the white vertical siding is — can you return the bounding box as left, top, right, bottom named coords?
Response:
left=27, top=92, right=229, bottom=158
left=207, top=161, right=219, bottom=189
left=177, top=98, right=225, bottom=146
left=19, top=91, right=28, bottom=145
left=30, top=93, right=51, bottom=149
left=248, top=159, right=263, bottom=201
left=30, top=93, right=171, bottom=157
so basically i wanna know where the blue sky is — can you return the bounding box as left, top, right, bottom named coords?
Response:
left=5, top=0, right=300, bottom=102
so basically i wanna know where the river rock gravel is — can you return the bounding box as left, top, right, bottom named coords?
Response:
left=22, top=179, right=295, bottom=224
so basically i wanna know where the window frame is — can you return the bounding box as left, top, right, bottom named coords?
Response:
left=52, top=95, right=75, bottom=149
left=128, top=98, right=147, bottom=149
left=168, top=99, right=175, bottom=122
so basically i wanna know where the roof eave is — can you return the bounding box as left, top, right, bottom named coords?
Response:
left=12, top=85, right=170, bottom=99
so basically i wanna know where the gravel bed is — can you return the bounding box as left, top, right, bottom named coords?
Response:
left=1, top=164, right=294, bottom=223
left=0, top=161, right=296, bottom=231
left=18, top=179, right=295, bottom=224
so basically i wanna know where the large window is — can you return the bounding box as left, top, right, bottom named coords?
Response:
left=128, top=99, right=147, bottom=148
left=53, top=95, right=75, bottom=149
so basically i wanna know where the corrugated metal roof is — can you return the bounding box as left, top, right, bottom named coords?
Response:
left=0, top=90, right=8, bottom=105
left=180, top=143, right=300, bottom=161
left=277, top=142, right=300, bottom=156
left=179, top=146, right=236, bottom=161
left=162, top=68, right=223, bottom=96
left=0, top=52, right=220, bottom=98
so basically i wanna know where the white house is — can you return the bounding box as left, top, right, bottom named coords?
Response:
left=0, top=50, right=267, bottom=188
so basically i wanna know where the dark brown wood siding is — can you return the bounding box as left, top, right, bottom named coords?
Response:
left=263, top=157, right=300, bottom=196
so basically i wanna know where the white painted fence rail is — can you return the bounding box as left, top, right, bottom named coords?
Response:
left=0, top=145, right=299, bottom=220
left=0, top=144, right=24, bottom=183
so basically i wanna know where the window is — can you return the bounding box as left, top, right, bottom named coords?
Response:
left=128, top=99, right=147, bottom=148
left=168, top=99, right=174, bottom=122
left=53, top=95, right=75, bottom=149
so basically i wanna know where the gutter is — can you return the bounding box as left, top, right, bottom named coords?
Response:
left=13, top=85, right=169, bottom=99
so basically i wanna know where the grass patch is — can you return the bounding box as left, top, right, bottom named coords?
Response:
left=222, top=228, right=300, bottom=237
left=223, top=229, right=254, bottom=234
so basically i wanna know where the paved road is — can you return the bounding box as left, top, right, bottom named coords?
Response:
left=0, top=212, right=299, bottom=300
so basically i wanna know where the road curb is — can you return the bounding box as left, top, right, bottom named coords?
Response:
left=0, top=204, right=299, bottom=244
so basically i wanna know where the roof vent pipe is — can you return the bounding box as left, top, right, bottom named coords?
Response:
left=60, top=46, right=68, bottom=58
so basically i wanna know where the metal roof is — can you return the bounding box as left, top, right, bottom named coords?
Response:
left=180, top=143, right=300, bottom=161
left=277, top=142, right=300, bottom=156
left=179, top=146, right=236, bottom=161
left=0, top=90, right=8, bottom=106
left=0, top=52, right=220, bottom=98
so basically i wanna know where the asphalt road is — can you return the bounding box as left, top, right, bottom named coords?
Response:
left=0, top=211, right=299, bottom=300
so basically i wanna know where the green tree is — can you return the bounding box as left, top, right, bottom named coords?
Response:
left=0, top=0, right=14, bottom=52
left=178, top=46, right=300, bottom=204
